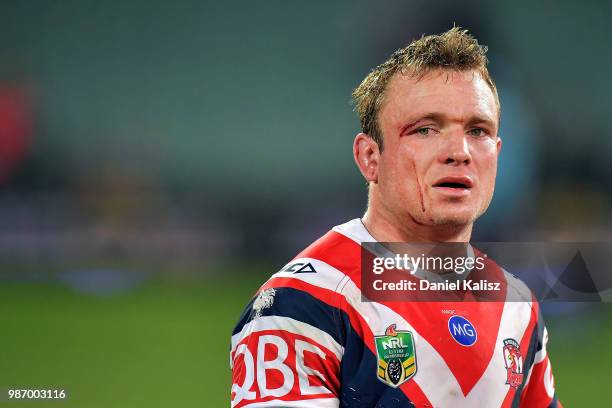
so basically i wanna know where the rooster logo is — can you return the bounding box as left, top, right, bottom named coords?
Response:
left=502, top=338, right=524, bottom=388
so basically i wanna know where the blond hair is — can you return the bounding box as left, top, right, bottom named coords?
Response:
left=352, top=26, right=499, bottom=150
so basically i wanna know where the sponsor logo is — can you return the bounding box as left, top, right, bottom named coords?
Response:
left=448, top=315, right=477, bottom=346
left=502, top=338, right=524, bottom=388
left=282, top=262, right=317, bottom=274
left=231, top=332, right=335, bottom=406
left=375, top=324, right=417, bottom=387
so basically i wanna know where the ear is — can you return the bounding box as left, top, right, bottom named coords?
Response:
left=496, top=136, right=502, bottom=154
left=353, top=133, right=380, bottom=184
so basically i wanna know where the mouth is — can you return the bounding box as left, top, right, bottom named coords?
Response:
left=432, top=176, right=474, bottom=197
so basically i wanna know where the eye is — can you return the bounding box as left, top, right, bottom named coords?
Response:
left=405, top=125, right=439, bottom=138
left=468, top=128, right=486, bottom=138
left=416, top=127, right=433, bottom=136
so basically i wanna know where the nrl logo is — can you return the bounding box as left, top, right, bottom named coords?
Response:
left=502, top=338, right=524, bottom=388
left=375, top=324, right=417, bottom=388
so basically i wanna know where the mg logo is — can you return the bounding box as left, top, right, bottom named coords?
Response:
left=448, top=315, right=478, bottom=346
left=452, top=322, right=475, bottom=336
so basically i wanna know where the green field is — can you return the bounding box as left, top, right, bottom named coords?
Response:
left=0, top=270, right=609, bottom=406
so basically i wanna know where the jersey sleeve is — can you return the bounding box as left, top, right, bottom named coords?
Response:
left=519, top=304, right=562, bottom=408
left=230, top=278, right=345, bottom=408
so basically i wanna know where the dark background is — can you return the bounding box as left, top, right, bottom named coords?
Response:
left=1, top=0, right=610, bottom=406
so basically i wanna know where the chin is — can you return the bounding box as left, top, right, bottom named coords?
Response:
left=426, top=199, right=482, bottom=224
left=428, top=208, right=477, bottom=227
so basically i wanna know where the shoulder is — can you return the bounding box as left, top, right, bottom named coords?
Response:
left=231, top=219, right=367, bottom=347
left=501, top=267, right=536, bottom=305
left=272, top=218, right=370, bottom=293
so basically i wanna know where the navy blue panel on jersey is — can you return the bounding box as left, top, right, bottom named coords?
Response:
left=231, top=286, right=346, bottom=346
left=231, top=286, right=416, bottom=407
left=535, top=308, right=546, bottom=353
left=547, top=394, right=560, bottom=408
left=510, top=318, right=540, bottom=408
left=340, top=320, right=415, bottom=408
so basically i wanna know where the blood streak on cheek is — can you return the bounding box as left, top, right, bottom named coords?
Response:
left=411, top=159, right=426, bottom=213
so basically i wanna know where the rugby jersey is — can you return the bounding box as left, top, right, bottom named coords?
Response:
left=230, top=219, right=561, bottom=407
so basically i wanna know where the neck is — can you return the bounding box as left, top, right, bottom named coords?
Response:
left=362, top=205, right=473, bottom=243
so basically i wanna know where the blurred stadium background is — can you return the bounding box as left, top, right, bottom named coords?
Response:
left=1, top=0, right=611, bottom=406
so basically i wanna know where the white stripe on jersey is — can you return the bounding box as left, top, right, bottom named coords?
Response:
left=239, top=397, right=339, bottom=408
left=460, top=300, right=534, bottom=407
left=331, top=218, right=375, bottom=243
left=272, top=256, right=534, bottom=408
left=534, top=326, right=548, bottom=365
left=523, top=326, right=550, bottom=389
left=231, top=315, right=344, bottom=360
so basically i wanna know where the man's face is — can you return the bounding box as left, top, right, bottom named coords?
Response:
left=375, top=69, right=501, bottom=227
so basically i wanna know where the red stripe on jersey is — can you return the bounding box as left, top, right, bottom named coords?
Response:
left=297, top=231, right=514, bottom=396
left=518, top=358, right=555, bottom=408
left=263, top=275, right=434, bottom=407
left=383, top=257, right=507, bottom=396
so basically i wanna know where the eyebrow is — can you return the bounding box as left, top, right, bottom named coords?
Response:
left=400, top=112, right=496, bottom=134
left=399, top=114, right=445, bottom=135
left=465, top=115, right=496, bottom=130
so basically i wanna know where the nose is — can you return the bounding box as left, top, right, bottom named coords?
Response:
left=439, top=131, right=472, bottom=166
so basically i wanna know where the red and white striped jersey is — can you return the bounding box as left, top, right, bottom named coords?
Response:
left=231, top=219, right=561, bottom=407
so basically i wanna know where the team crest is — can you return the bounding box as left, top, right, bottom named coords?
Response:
left=502, top=338, right=524, bottom=388
left=375, top=324, right=417, bottom=387
left=252, top=288, right=276, bottom=318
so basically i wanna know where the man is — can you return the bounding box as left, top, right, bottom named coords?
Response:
left=231, top=27, right=561, bottom=407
